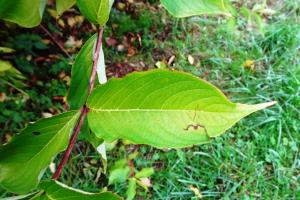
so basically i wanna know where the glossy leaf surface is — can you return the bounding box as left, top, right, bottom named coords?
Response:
left=87, top=70, right=275, bottom=148
left=0, top=111, right=80, bottom=194
left=77, top=0, right=113, bottom=25
left=0, top=0, right=47, bottom=27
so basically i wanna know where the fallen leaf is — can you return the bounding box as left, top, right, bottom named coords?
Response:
left=243, top=59, right=255, bottom=71
left=117, top=44, right=125, bottom=52
left=189, top=185, right=203, bottom=199
left=105, top=37, right=118, bottom=47
left=188, top=55, right=195, bottom=65
left=0, top=92, right=6, bottom=102
left=168, top=55, right=176, bottom=65
left=139, top=178, right=152, bottom=187
left=127, top=47, right=136, bottom=57
left=42, top=112, right=53, bottom=118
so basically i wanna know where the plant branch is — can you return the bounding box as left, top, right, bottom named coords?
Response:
left=40, top=24, right=71, bottom=58
left=52, top=27, right=104, bottom=180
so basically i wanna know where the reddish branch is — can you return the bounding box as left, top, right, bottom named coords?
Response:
left=52, top=27, right=104, bottom=180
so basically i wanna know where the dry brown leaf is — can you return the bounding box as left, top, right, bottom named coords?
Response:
left=188, top=55, right=195, bottom=65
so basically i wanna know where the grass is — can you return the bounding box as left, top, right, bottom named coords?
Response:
left=1, top=1, right=299, bottom=199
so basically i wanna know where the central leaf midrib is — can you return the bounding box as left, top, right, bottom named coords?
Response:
left=88, top=107, right=237, bottom=113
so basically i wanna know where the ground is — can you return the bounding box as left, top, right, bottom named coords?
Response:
left=0, top=0, right=299, bottom=199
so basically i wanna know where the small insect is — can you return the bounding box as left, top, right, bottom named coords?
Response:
left=183, top=124, right=206, bottom=132
left=183, top=123, right=209, bottom=137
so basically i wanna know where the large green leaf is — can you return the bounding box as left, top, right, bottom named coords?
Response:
left=0, top=0, right=47, bottom=28
left=160, top=0, right=232, bottom=18
left=87, top=70, right=276, bottom=148
left=36, top=180, right=122, bottom=200
left=56, top=0, right=76, bottom=16
left=0, top=111, right=80, bottom=194
left=77, top=0, right=113, bottom=26
left=67, top=34, right=97, bottom=110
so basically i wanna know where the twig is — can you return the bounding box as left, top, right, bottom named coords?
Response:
left=52, top=27, right=104, bottom=180
left=0, top=78, right=29, bottom=99
left=40, top=24, right=71, bottom=58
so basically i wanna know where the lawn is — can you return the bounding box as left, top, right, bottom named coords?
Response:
left=0, top=0, right=299, bottom=199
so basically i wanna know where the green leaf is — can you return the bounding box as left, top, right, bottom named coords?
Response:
left=56, top=0, right=76, bottom=16
left=68, top=34, right=97, bottom=110
left=1, top=192, right=38, bottom=200
left=38, top=180, right=122, bottom=200
left=0, top=46, right=15, bottom=54
left=135, top=168, right=154, bottom=179
left=0, top=60, right=12, bottom=72
left=0, top=111, right=80, bottom=194
left=160, top=0, right=232, bottom=18
left=0, top=0, right=47, bottom=28
left=109, top=159, right=130, bottom=185
left=77, top=0, right=113, bottom=26
left=87, top=70, right=276, bottom=148
left=126, top=178, right=136, bottom=200
left=67, top=34, right=106, bottom=109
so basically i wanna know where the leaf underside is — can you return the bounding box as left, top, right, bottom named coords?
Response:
left=0, top=111, right=80, bottom=194
left=67, top=34, right=97, bottom=110
left=160, top=0, right=232, bottom=18
left=87, top=70, right=276, bottom=148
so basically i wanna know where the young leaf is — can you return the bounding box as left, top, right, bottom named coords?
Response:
left=38, top=180, right=122, bottom=200
left=68, top=34, right=107, bottom=109
left=0, top=111, right=80, bottom=194
left=135, top=168, right=154, bottom=179
left=126, top=178, right=136, bottom=200
left=77, top=0, right=113, bottom=26
left=87, top=70, right=276, bottom=148
left=160, top=0, right=232, bottom=18
left=68, top=34, right=97, bottom=109
left=0, top=0, right=47, bottom=28
left=56, top=0, right=76, bottom=16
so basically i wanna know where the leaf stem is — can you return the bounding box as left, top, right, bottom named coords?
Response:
left=52, top=27, right=104, bottom=180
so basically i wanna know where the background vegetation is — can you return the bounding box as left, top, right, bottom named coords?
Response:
left=0, top=0, right=299, bottom=199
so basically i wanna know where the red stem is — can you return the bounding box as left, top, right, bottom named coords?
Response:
left=52, top=27, right=104, bottom=180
